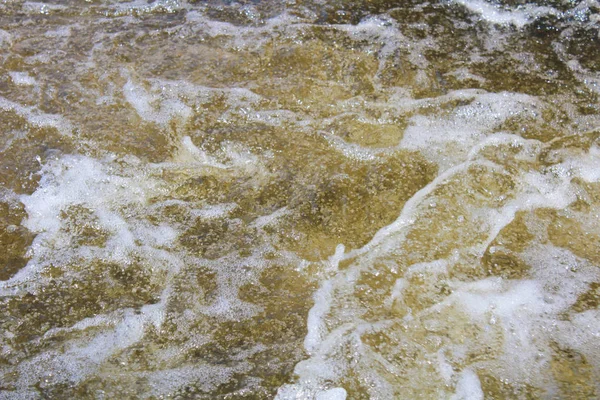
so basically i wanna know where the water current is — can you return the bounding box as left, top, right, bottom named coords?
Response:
left=0, top=0, right=599, bottom=398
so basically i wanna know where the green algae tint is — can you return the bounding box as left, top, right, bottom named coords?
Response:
left=0, top=0, right=599, bottom=398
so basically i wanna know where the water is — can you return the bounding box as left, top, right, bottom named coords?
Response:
left=0, top=0, right=599, bottom=398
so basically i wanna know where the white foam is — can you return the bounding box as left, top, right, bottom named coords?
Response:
left=76, top=309, right=147, bottom=364
left=0, top=154, right=175, bottom=294
left=405, top=259, right=449, bottom=277
left=386, top=278, right=408, bottom=310
left=22, top=2, right=67, bottom=15
left=122, top=77, right=192, bottom=126
left=319, top=131, right=380, bottom=161
left=340, top=15, right=404, bottom=63
left=164, top=136, right=271, bottom=184
left=8, top=295, right=177, bottom=399
left=0, top=96, right=73, bottom=136
left=437, top=351, right=455, bottom=384
left=452, top=0, right=556, bottom=28
left=189, top=11, right=306, bottom=50
left=175, top=136, right=226, bottom=168
left=571, top=144, right=600, bottom=182
left=0, top=146, right=273, bottom=393
left=2, top=3, right=599, bottom=397
left=305, top=244, right=345, bottom=354
left=0, top=29, right=12, bottom=47
left=8, top=71, right=36, bottom=86
left=557, top=309, right=600, bottom=371
left=447, top=68, right=486, bottom=83
left=20, top=155, right=149, bottom=235
left=251, top=207, right=290, bottom=229
left=315, top=388, right=347, bottom=400
left=220, top=141, right=265, bottom=175
left=110, top=0, right=185, bottom=16
left=450, top=369, right=483, bottom=400
left=344, top=159, right=476, bottom=260
left=304, top=280, right=335, bottom=355
left=191, top=203, right=237, bottom=220
left=282, top=116, right=600, bottom=396
left=145, top=364, right=244, bottom=397
left=400, top=91, right=540, bottom=169
left=452, top=279, right=547, bottom=322
left=44, top=25, right=73, bottom=38
left=431, top=245, right=598, bottom=385
left=276, top=354, right=348, bottom=400
left=134, top=223, right=178, bottom=248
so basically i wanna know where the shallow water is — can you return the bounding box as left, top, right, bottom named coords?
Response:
left=0, top=0, right=599, bottom=398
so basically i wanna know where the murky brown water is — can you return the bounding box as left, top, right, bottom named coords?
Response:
left=0, top=0, right=599, bottom=398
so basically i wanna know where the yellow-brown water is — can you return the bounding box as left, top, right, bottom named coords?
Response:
left=0, top=0, right=599, bottom=398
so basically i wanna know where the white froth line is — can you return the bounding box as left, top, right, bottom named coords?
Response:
left=290, top=248, right=395, bottom=397
left=315, top=388, right=347, bottom=400
left=191, top=11, right=309, bottom=48
left=191, top=203, right=238, bottom=220
left=466, top=132, right=540, bottom=159
left=39, top=311, right=121, bottom=343
left=476, top=169, right=577, bottom=259
left=112, top=0, right=186, bottom=16
left=305, top=276, right=393, bottom=356
left=450, top=369, right=484, bottom=400
left=22, top=1, right=67, bottom=14
left=8, top=71, right=37, bottom=86
left=288, top=132, right=600, bottom=397
left=150, top=161, right=230, bottom=172
left=389, top=88, right=484, bottom=114
left=144, top=364, right=244, bottom=397
left=251, top=207, right=290, bottom=229
left=318, top=130, right=381, bottom=161
left=345, top=129, right=565, bottom=262
left=0, top=97, right=72, bottom=136
left=123, top=79, right=192, bottom=125
left=337, top=15, right=405, bottom=73
left=304, top=279, right=335, bottom=354
left=294, top=160, right=478, bottom=362
left=0, top=29, right=12, bottom=47
left=150, top=199, right=190, bottom=208
left=304, top=244, right=345, bottom=354
left=344, top=160, right=476, bottom=261
left=177, top=135, right=228, bottom=169
left=563, top=57, right=600, bottom=95
left=282, top=320, right=393, bottom=399
left=452, top=0, right=531, bottom=28
left=157, top=78, right=263, bottom=102
left=11, top=306, right=164, bottom=391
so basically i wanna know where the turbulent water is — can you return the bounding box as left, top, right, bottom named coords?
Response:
left=0, top=0, right=599, bottom=398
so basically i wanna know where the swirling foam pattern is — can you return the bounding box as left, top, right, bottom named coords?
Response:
left=0, top=0, right=599, bottom=398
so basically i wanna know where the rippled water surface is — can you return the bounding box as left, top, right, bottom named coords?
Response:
left=0, top=0, right=599, bottom=398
